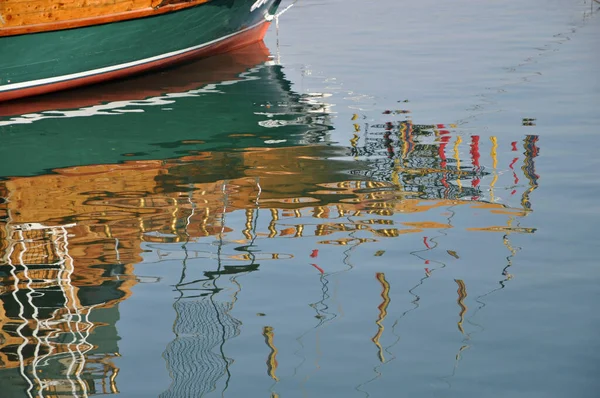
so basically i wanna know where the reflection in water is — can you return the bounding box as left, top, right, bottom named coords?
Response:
left=372, top=273, right=390, bottom=363
left=521, top=135, right=540, bottom=210
left=162, top=298, right=239, bottom=397
left=263, top=326, right=279, bottom=382
left=455, top=279, right=468, bottom=335
left=0, top=223, right=127, bottom=396
left=0, top=44, right=542, bottom=396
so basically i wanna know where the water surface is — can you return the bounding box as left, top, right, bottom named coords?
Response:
left=1, top=1, right=599, bottom=397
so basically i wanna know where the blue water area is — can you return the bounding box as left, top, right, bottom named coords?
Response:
left=0, top=1, right=599, bottom=397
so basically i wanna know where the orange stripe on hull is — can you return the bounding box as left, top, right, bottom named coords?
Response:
left=0, top=0, right=212, bottom=37
left=0, top=21, right=271, bottom=102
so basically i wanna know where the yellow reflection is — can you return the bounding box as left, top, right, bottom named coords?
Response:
left=490, top=136, right=498, bottom=170
left=490, top=136, right=498, bottom=202
left=268, top=208, right=278, bottom=238
left=455, top=279, right=468, bottom=335
left=392, top=158, right=402, bottom=188
left=263, top=326, right=279, bottom=382
left=243, top=208, right=254, bottom=240
left=372, top=272, right=390, bottom=363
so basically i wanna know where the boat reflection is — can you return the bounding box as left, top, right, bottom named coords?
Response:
left=0, top=48, right=540, bottom=396
left=0, top=41, right=332, bottom=178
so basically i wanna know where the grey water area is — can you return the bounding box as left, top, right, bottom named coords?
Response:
left=118, top=1, right=599, bottom=397
left=1, top=0, right=599, bottom=397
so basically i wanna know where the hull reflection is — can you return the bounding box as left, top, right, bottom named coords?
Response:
left=0, top=41, right=332, bottom=178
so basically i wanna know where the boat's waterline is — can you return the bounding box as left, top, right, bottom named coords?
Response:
left=0, top=20, right=271, bottom=102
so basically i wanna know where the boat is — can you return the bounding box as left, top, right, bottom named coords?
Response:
left=0, top=0, right=283, bottom=102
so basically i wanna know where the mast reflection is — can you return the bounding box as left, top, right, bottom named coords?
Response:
left=0, top=48, right=542, bottom=395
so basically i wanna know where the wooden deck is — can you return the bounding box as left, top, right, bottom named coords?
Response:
left=0, top=0, right=211, bottom=36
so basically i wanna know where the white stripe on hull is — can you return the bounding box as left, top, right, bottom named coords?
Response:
left=0, top=17, right=269, bottom=93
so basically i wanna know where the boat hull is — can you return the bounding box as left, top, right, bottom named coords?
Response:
left=0, top=0, right=281, bottom=101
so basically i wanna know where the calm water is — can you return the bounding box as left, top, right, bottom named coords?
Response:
left=1, top=1, right=599, bottom=397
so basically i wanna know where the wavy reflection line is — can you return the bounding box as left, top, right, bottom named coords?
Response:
left=61, top=224, right=93, bottom=398
left=228, top=177, right=262, bottom=304
left=408, top=206, right=454, bottom=280
left=468, top=216, right=521, bottom=325
left=443, top=214, right=524, bottom=387
left=295, top=198, right=363, bottom=363
left=6, top=229, right=35, bottom=398
left=440, top=231, right=519, bottom=386
left=164, top=180, right=240, bottom=398
left=45, top=230, right=76, bottom=395
left=221, top=178, right=263, bottom=395
left=263, top=326, right=279, bottom=382
left=305, top=201, right=365, bottom=363
left=167, top=194, right=196, bottom=386
left=5, top=222, right=96, bottom=397
left=22, top=239, right=46, bottom=397
left=212, top=181, right=235, bottom=397
left=455, top=279, right=468, bottom=335
left=441, top=344, right=471, bottom=387
left=294, top=201, right=360, bottom=391
left=354, top=271, right=397, bottom=398
left=440, top=140, right=534, bottom=382
left=360, top=201, right=458, bottom=394
left=230, top=178, right=264, bottom=397
left=521, top=135, right=540, bottom=210
left=273, top=204, right=340, bottom=391
left=357, top=270, right=412, bottom=397
left=440, top=280, right=473, bottom=388
left=372, top=273, right=390, bottom=363
left=407, top=206, right=456, bottom=390
left=294, top=270, right=336, bottom=394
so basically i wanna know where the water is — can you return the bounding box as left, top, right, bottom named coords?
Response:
left=1, top=1, right=599, bottom=397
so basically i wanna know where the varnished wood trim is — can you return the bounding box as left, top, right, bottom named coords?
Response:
left=0, top=0, right=211, bottom=37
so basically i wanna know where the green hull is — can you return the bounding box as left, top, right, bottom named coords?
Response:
left=0, top=0, right=282, bottom=100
